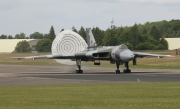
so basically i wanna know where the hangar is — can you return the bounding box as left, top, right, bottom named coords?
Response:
left=165, top=38, right=180, bottom=50
left=0, top=39, right=39, bottom=53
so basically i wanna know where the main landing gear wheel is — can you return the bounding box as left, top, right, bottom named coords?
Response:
left=76, top=59, right=83, bottom=74
left=123, top=69, right=131, bottom=73
left=123, top=62, right=131, bottom=73
left=76, top=70, right=83, bottom=74
left=115, top=61, right=121, bottom=74
left=115, top=70, right=120, bottom=74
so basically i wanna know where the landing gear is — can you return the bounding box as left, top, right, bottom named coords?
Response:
left=115, top=61, right=120, bottom=74
left=123, top=62, right=131, bottom=73
left=76, top=59, right=83, bottom=74
left=76, top=69, right=83, bottom=73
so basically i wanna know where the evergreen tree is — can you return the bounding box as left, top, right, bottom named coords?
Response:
left=8, top=35, right=13, bottom=39
left=118, top=28, right=131, bottom=45
left=142, top=28, right=148, bottom=35
left=129, top=24, right=140, bottom=49
left=48, top=26, right=56, bottom=41
left=136, top=42, right=156, bottom=50
left=149, top=26, right=161, bottom=40
left=147, top=36, right=159, bottom=46
left=159, top=37, right=168, bottom=50
left=72, top=26, right=78, bottom=33
left=115, top=27, right=124, bottom=44
left=78, top=26, right=86, bottom=40
left=92, top=27, right=104, bottom=46
left=103, top=29, right=118, bottom=46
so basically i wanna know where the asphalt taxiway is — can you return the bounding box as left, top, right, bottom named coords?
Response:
left=0, top=64, right=180, bottom=86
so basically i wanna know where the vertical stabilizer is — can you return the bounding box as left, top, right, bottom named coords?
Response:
left=85, top=28, right=97, bottom=49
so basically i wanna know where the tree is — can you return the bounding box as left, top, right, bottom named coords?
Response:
left=159, top=37, right=168, bottom=50
left=103, top=29, right=118, bottom=46
left=129, top=24, right=141, bottom=49
left=43, top=34, right=49, bottom=39
left=92, top=27, right=104, bottom=46
left=72, top=26, right=78, bottom=33
left=15, top=33, right=26, bottom=39
left=116, top=27, right=124, bottom=43
left=125, top=42, right=133, bottom=50
left=0, top=34, right=7, bottom=39
left=149, top=26, right=161, bottom=40
left=48, top=26, right=56, bottom=41
left=136, top=42, right=156, bottom=50
left=78, top=26, right=86, bottom=40
left=14, top=34, right=20, bottom=39
left=142, top=28, right=148, bottom=35
left=177, top=31, right=180, bottom=37
left=19, top=33, right=26, bottom=39
left=147, top=36, right=159, bottom=45
left=30, top=32, right=43, bottom=39
left=15, top=40, right=31, bottom=52
left=60, top=28, right=64, bottom=32
left=118, top=28, right=131, bottom=45
left=8, top=35, right=13, bottom=39
left=36, top=39, right=52, bottom=52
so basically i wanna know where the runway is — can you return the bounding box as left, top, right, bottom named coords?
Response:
left=0, top=64, right=180, bottom=86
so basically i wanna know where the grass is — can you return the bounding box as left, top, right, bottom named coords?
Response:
left=0, top=52, right=180, bottom=109
left=130, top=56, right=180, bottom=69
left=0, top=83, right=180, bottom=109
left=0, top=53, right=60, bottom=66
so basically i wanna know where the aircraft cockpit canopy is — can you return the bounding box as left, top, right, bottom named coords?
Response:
left=119, top=44, right=128, bottom=49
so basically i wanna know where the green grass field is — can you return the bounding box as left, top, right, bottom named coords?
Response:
left=0, top=52, right=180, bottom=109
left=0, top=83, right=180, bottom=109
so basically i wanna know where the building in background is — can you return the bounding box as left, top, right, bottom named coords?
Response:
left=165, top=38, right=180, bottom=50
left=0, top=39, right=39, bottom=53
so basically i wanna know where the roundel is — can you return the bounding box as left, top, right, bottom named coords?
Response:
left=51, top=30, right=88, bottom=65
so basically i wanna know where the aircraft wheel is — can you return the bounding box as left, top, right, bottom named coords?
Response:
left=115, top=70, right=120, bottom=74
left=76, top=70, right=83, bottom=74
left=123, top=69, right=131, bottom=73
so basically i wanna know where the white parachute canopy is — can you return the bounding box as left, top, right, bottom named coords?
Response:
left=51, top=30, right=88, bottom=65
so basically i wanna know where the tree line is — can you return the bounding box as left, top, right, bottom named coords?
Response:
left=15, top=26, right=55, bottom=52
left=6, top=19, right=180, bottom=52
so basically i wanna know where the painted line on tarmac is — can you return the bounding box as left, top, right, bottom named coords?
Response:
left=0, top=74, right=8, bottom=77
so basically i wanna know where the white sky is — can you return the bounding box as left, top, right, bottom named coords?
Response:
left=0, top=0, right=180, bottom=36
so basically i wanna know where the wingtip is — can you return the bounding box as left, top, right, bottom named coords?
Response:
left=171, top=54, right=176, bottom=57
left=10, top=57, right=22, bottom=60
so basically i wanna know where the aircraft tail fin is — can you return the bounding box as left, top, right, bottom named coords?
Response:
left=85, top=28, right=97, bottom=49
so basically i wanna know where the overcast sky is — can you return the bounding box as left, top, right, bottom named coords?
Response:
left=1, top=0, right=180, bottom=36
